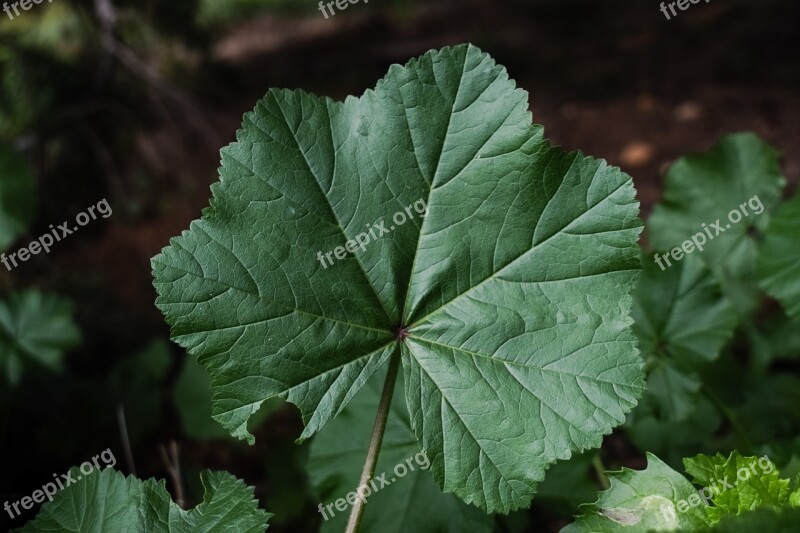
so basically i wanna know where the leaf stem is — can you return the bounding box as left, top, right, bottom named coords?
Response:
left=592, top=454, right=610, bottom=490
left=345, top=345, right=402, bottom=533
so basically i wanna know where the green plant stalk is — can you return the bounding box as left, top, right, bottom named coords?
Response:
left=345, top=345, right=402, bottom=533
left=592, top=455, right=610, bottom=490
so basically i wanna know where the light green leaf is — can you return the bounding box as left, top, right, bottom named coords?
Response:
left=633, top=253, right=737, bottom=421
left=15, top=468, right=271, bottom=532
left=758, top=192, right=800, bottom=318
left=308, top=370, right=492, bottom=533
left=0, top=143, right=36, bottom=251
left=684, top=452, right=791, bottom=523
left=0, top=289, right=81, bottom=385
left=562, top=453, right=709, bottom=532
left=152, top=43, right=644, bottom=513
left=790, top=476, right=800, bottom=508
left=648, top=133, right=785, bottom=315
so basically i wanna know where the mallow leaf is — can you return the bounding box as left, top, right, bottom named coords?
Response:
left=757, top=192, right=800, bottom=318
left=562, top=453, right=710, bottom=532
left=152, top=43, right=644, bottom=513
left=0, top=289, right=81, bottom=385
left=0, top=143, right=36, bottom=251
left=16, top=468, right=271, bottom=532
left=648, top=133, right=785, bottom=315
left=633, top=253, right=737, bottom=421
left=308, top=370, right=492, bottom=533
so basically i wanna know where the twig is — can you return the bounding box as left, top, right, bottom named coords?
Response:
left=159, top=441, right=186, bottom=509
left=592, top=454, right=610, bottom=490
left=116, top=404, right=137, bottom=476
left=345, top=347, right=401, bottom=533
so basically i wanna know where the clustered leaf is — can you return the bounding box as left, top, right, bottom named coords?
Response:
left=16, top=468, right=271, bottom=532
left=152, top=43, right=645, bottom=513
left=0, top=289, right=81, bottom=385
left=683, top=452, right=793, bottom=523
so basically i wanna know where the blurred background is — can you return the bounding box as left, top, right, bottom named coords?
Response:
left=0, top=0, right=798, bottom=531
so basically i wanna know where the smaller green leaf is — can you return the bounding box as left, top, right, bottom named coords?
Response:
left=633, top=253, right=737, bottom=421
left=0, top=143, right=36, bottom=251
left=683, top=452, right=791, bottom=523
left=758, top=192, right=800, bottom=318
left=0, top=289, right=81, bottom=385
left=15, top=468, right=271, bottom=532
left=648, top=133, right=785, bottom=316
left=562, top=453, right=709, bottom=532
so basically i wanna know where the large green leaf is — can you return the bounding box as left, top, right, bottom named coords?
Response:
left=152, top=43, right=644, bottom=513
left=308, top=370, right=492, bottom=533
left=648, top=133, right=785, bottom=315
left=633, top=253, right=737, bottom=421
left=0, top=144, right=36, bottom=251
left=0, top=289, right=81, bottom=385
left=15, top=468, right=271, bottom=532
left=757, top=192, right=800, bottom=318
left=562, top=453, right=710, bottom=532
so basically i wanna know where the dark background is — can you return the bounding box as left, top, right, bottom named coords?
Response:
left=1, top=0, right=798, bottom=531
